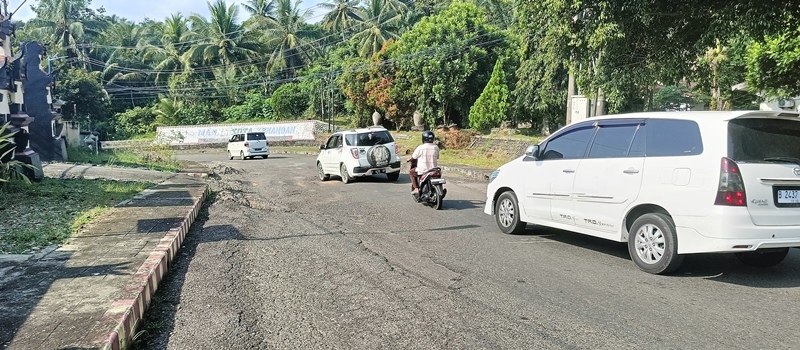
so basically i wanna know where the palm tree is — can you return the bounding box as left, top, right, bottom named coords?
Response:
left=153, top=97, right=183, bottom=127
left=261, top=0, right=318, bottom=77
left=352, top=0, right=403, bottom=58
left=320, top=0, right=363, bottom=38
left=94, top=21, right=147, bottom=83
left=141, top=14, right=194, bottom=82
left=242, top=0, right=278, bottom=21
left=184, top=0, right=260, bottom=67
left=24, top=0, right=100, bottom=59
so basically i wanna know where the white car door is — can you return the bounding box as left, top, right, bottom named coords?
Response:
left=523, top=123, right=596, bottom=224
left=322, top=134, right=342, bottom=172
left=572, top=120, right=645, bottom=234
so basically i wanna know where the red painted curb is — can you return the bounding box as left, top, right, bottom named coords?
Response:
left=96, top=183, right=208, bottom=350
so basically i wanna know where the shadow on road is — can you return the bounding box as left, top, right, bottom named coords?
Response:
left=517, top=225, right=800, bottom=288
left=131, top=207, right=245, bottom=350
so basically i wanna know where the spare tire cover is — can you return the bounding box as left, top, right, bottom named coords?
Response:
left=367, top=145, right=391, bottom=167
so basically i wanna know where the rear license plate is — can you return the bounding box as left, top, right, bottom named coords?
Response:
left=774, top=187, right=800, bottom=207
left=254, top=148, right=262, bottom=151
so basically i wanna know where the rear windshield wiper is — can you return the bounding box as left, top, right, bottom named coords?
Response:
left=763, top=157, right=800, bottom=166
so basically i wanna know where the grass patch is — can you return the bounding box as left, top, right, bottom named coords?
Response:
left=0, top=179, right=152, bottom=254
left=68, top=145, right=181, bottom=172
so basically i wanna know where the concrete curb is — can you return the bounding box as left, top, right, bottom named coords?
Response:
left=98, top=183, right=209, bottom=350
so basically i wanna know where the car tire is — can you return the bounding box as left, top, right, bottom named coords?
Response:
left=495, top=191, right=526, bottom=235
left=228, top=151, right=233, bottom=160
left=340, top=163, right=352, bottom=184
left=367, top=145, right=391, bottom=168
left=263, top=155, right=269, bottom=159
left=628, top=213, right=684, bottom=275
left=318, top=162, right=329, bottom=181
left=387, top=171, right=400, bottom=181
left=735, top=248, right=789, bottom=268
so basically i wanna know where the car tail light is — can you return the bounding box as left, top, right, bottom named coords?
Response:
left=244, top=142, right=249, bottom=148
left=351, top=148, right=359, bottom=159
left=432, top=170, right=441, bottom=178
left=715, top=157, right=746, bottom=206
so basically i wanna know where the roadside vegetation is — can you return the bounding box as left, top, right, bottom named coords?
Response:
left=68, top=146, right=181, bottom=172
left=0, top=179, right=151, bottom=254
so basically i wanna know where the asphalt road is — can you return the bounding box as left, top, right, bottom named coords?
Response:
left=134, top=151, right=800, bottom=349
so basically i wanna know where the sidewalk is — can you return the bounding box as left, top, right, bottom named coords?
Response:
left=0, top=164, right=209, bottom=350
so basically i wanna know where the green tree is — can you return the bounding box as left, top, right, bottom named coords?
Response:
left=24, top=0, right=103, bottom=59
left=261, top=0, right=318, bottom=77
left=747, top=26, right=800, bottom=98
left=153, top=98, right=183, bottom=126
left=469, top=58, right=509, bottom=130
left=321, top=0, right=363, bottom=37
left=391, top=1, right=503, bottom=127
left=223, top=90, right=275, bottom=121
left=58, top=68, right=111, bottom=128
left=352, top=0, right=404, bottom=58
left=141, top=14, right=194, bottom=82
left=113, top=106, right=156, bottom=139
left=270, top=82, right=309, bottom=119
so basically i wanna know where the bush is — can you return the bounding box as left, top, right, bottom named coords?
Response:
left=270, top=83, right=309, bottom=119
left=113, top=107, right=155, bottom=139
left=435, top=129, right=476, bottom=149
left=223, top=90, right=274, bottom=122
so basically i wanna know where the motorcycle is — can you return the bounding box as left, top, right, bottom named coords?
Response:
left=410, top=159, right=447, bottom=210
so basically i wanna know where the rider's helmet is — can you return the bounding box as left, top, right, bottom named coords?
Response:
left=422, top=130, right=435, bottom=144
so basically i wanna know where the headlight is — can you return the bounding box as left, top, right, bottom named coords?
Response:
left=489, top=170, right=500, bottom=183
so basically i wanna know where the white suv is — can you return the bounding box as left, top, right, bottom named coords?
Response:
left=227, top=132, right=270, bottom=160
left=485, top=111, right=800, bottom=274
left=316, top=127, right=401, bottom=183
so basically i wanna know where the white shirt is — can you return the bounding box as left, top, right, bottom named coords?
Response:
left=412, top=143, right=440, bottom=173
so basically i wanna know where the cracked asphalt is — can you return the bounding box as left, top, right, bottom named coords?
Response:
left=134, top=152, right=800, bottom=349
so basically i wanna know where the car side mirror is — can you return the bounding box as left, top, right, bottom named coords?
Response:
left=525, top=145, right=540, bottom=159
left=319, top=144, right=326, bottom=150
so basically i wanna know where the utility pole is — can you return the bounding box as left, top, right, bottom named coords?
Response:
left=320, top=75, right=327, bottom=132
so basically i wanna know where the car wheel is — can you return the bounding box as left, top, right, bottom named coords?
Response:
left=495, top=191, right=526, bottom=234
left=735, top=248, right=789, bottom=268
left=628, top=213, right=684, bottom=275
left=240, top=151, right=245, bottom=160
left=340, top=163, right=352, bottom=184
left=263, top=155, right=269, bottom=159
left=228, top=151, right=233, bottom=160
left=387, top=171, right=400, bottom=181
left=318, top=162, right=329, bottom=181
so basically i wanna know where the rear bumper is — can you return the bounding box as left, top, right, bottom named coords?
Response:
left=675, top=209, right=800, bottom=254
left=244, top=148, right=270, bottom=156
left=351, top=161, right=401, bottom=176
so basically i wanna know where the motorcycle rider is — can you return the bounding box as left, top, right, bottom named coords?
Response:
left=409, top=130, right=440, bottom=194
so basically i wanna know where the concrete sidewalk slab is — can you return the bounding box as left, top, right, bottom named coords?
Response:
left=42, top=163, right=177, bottom=183
left=0, top=174, right=208, bottom=350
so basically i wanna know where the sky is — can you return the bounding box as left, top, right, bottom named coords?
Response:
left=11, top=0, right=326, bottom=23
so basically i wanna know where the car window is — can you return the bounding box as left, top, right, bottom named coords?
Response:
left=587, top=124, right=639, bottom=158
left=344, top=134, right=358, bottom=146
left=541, top=125, right=596, bottom=160
left=247, top=132, right=266, bottom=141
left=628, top=125, right=646, bottom=157
left=728, top=118, right=800, bottom=162
left=326, top=135, right=341, bottom=148
left=230, top=134, right=241, bottom=142
left=645, top=119, right=703, bottom=157
left=355, top=131, right=394, bottom=146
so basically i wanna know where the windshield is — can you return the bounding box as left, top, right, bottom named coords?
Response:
left=728, top=118, right=800, bottom=163
left=345, top=131, right=394, bottom=146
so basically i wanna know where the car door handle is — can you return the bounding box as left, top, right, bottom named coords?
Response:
left=623, top=169, right=640, bottom=174
left=562, top=169, right=575, bottom=174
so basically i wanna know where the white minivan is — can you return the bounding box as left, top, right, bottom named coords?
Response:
left=227, top=132, right=270, bottom=160
left=485, top=111, right=800, bottom=274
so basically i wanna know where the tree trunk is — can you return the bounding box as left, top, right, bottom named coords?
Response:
left=566, top=71, right=575, bottom=124
left=595, top=87, right=605, bottom=116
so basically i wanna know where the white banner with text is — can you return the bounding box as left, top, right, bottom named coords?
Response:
left=155, top=120, right=322, bottom=145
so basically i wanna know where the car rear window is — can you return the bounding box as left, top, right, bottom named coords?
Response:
left=728, top=118, right=800, bottom=162
left=247, top=132, right=266, bottom=140
left=345, top=131, right=394, bottom=146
